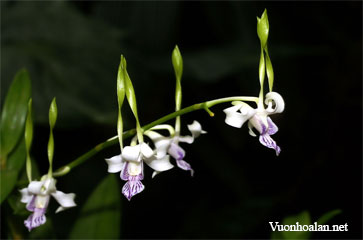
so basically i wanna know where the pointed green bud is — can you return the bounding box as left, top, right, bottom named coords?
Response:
left=48, top=97, right=57, bottom=176
left=257, top=9, right=269, bottom=48
left=121, top=56, right=143, bottom=142
left=25, top=98, right=33, bottom=182
left=172, top=45, right=183, bottom=83
left=117, top=56, right=126, bottom=150
left=49, top=98, right=58, bottom=129
left=172, top=45, right=183, bottom=135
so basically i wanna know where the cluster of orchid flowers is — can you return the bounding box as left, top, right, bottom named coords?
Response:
left=18, top=9, right=284, bottom=231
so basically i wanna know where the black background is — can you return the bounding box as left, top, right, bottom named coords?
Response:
left=1, top=1, right=362, bottom=239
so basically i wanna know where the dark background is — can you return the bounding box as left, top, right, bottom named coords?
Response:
left=1, top=1, right=362, bottom=239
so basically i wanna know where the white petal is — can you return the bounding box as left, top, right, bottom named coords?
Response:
left=105, top=155, right=124, bottom=173
left=122, top=145, right=141, bottom=163
left=19, top=188, right=33, bottom=204
left=140, top=142, right=154, bottom=158
left=223, top=103, right=255, bottom=128
left=265, top=92, right=285, bottom=114
left=27, top=181, right=45, bottom=195
left=51, top=191, right=76, bottom=213
left=144, top=155, right=174, bottom=172
left=248, top=121, right=257, bottom=137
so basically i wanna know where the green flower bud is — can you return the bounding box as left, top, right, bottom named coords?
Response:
left=48, top=97, right=57, bottom=176
left=117, top=56, right=126, bottom=149
left=172, top=45, right=183, bottom=83
left=257, top=9, right=269, bottom=48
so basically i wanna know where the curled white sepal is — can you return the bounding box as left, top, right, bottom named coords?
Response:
left=51, top=191, right=76, bottom=213
left=105, top=155, right=124, bottom=173
left=265, top=92, right=285, bottom=114
left=223, top=103, right=256, bottom=128
left=144, top=131, right=172, bottom=158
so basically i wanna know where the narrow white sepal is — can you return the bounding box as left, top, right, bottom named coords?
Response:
left=144, top=155, right=174, bottom=172
left=51, top=191, right=76, bottom=213
left=105, top=155, right=124, bottom=173
left=152, top=171, right=160, bottom=178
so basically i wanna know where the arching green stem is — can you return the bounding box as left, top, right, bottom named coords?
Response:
left=53, top=96, right=258, bottom=177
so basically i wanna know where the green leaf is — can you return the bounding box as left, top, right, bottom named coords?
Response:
left=316, top=209, right=342, bottom=225
left=257, top=9, right=269, bottom=48
left=0, top=69, right=31, bottom=159
left=69, top=175, right=121, bottom=239
left=281, top=211, right=311, bottom=240
left=0, top=169, right=18, bottom=204
left=1, top=139, right=26, bottom=204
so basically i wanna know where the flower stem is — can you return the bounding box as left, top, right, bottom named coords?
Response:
left=53, top=96, right=258, bottom=177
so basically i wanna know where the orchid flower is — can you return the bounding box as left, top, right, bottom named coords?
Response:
left=19, top=176, right=76, bottom=231
left=223, top=92, right=284, bottom=155
left=105, top=141, right=174, bottom=200
left=144, top=120, right=207, bottom=177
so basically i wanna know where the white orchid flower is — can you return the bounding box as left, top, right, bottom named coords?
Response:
left=105, top=142, right=173, bottom=200
left=223, top=92, right=285, bottom=155
left=144, top=120, right=207, bottom=177
left=19, top=176, right=76, bottom=231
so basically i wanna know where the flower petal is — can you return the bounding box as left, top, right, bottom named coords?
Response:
left=51, top=191, right=76, bottom=213
left=26, top=196, right=36, bottom=212
left=223, top=103, right=256, bottom=128
left=259, top=134, right=281, bottom=156
left=24, top=208, right=47, bottom=231
left=27, top=181, right=45, bottom=195
left=122, top=177, right=145, bottom=201
left=122, top=145, right=141, bottom=163
left=20, top=188, right=33, bottom=204
left=145, top=131, right=172, bottom=158
left=144, top=155, right=174, bottom=172
left=176, top=159, right=194, bottom=176
left=248, top=121, right=257, bottom=137
left=168, top=142, right=185, bottom=160
left=105, top=155, right=124, bottom=173
left=120, top=161, right=130, bottom=181
left=267, top=117, right=278, bottom=135
left=140, top=142, right=154, bottom=158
